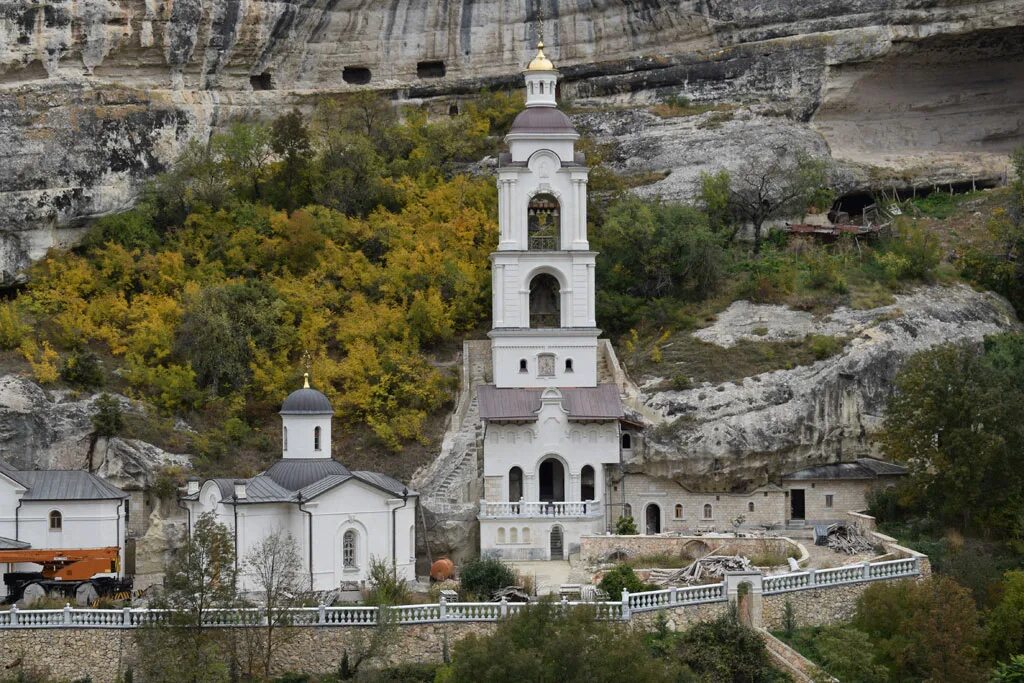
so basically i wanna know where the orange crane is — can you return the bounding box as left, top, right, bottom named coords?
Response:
left=0, top=546, right=131, bottom=605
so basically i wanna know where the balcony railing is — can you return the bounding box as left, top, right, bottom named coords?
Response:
left=479, top=500, right=603, bottom=519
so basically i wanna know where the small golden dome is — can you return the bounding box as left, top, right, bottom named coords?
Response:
left=527, top=41, right=554, bottom=71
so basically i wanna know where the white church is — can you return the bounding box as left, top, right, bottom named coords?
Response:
left=183, top=377, right=418, bottom=591
left=478, top=43, right=628, bottom=561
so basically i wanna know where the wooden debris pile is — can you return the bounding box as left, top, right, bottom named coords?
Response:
left=823, top=522, right=874, bottom=555
left=491, top=586, right=530, bottom=602
left=649, top=555, right=752, bottom=586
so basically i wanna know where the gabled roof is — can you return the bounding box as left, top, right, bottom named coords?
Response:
left=782, top=458, right=907, bottom=481
left=0, top=460, right=26, bottom=487
left=478, top=384, right=623, bottom=421
left=13, top=469, right=127, bottom=500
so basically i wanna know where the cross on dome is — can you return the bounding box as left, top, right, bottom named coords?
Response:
left=527, top=41, right=554, bottom=71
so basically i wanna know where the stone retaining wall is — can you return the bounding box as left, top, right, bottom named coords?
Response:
left=580, top=534, right=805, bottom=565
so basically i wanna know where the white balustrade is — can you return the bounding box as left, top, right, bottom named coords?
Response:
left=478, top=500, right=603, bottom=518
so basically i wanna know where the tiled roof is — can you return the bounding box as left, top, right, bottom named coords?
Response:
left=782, top=458, right=907, bottom=481
left=477, top=384, right=623, bottom=421
left=14, top=470, right=127, bottom=500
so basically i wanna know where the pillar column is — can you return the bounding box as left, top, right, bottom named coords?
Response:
left=494, top=263, right=505, bottom=326
left=586, top=263, right=596, bottom=326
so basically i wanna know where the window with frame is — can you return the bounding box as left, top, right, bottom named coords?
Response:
left=564, top=358, right=573, bottom=373
left=519, top=359, right=528, bottom=373
left=621, top=433, right=632, bottom=449
left=283, top=426, right=288, bottom=451
left=825, top=494, right=834, bottom=508
left=748, top=502, right=755, bottom=512
left=49, top=510, right=62, bottom=530
left=674, top=504, right=683, bottom=519
left=702, top=504, right=713, bottom=520
left=342, top=530, right=357, bottom=568
left=314, top=426, right=322, bottom=451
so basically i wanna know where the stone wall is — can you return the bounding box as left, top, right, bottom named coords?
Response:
left=579, top=534, right=805, bottom=565
left=761, top=630, right=832, bottom=683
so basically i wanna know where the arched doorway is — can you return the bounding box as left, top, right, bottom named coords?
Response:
left=645, top=503, right=661, bottom=535
left=529, top=274, right=561, bottom=328
left=528, top=193, right=560, bottom=250
left=509, top=466, right=523, bottom=502
left=539, top=458, right=565, bottom=502
left=550, top=525, right=564, bottom=560
left=580, top=465, right=595, bottom=501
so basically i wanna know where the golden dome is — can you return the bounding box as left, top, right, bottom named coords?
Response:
left=527, top=41, right=554, bottom=71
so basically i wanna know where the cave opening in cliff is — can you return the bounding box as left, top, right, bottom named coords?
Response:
left=250, top=73, right=273, bottom=91
left=343, top=67, right=371, bottom=85
left=417, top=60, right=446, bottom=79
left=832, top=178, right=1001, bottom=220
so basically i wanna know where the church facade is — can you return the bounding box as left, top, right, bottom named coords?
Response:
left=478, top=44, right=626, bottom=561
left=184, top=378, right=417, bottom=592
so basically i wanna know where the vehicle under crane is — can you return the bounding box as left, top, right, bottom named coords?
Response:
left=0, top=546, right=132, bottom=605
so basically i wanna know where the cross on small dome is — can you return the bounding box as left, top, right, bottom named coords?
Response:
left=527, top=41, right=554, bottom=71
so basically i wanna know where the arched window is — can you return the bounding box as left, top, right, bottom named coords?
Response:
left=623, top=503, right=632, bottom=518
left=510, top=527, right=518, bottom=544
left=529, top=274, right=561, bottom=328
left=528, top=194, right=560, bottom=250
left=522, top=527, right=531, bottom=543
left=565, top=358, right=573, bottom=373
left=282, top=426, right=288, bottom=451
left=497, top=527, right=506, bottom=544
left=343, top=530, right=356, bottom=567
left=314, top=426, right=322, bottom=451
left=539, top=81, right=544, bottom=94
left=530, top=82, right=534, bottom=94
left=621, top=433, right=632, bottom=449
left=748, top=502, right=755, bottom=513
left=509, top=466, right=523, bottom=502
left=519, top=359, right=528, bottom=373
left=48, top=510, right=62, bottom=530
left=674, top=504, right=683, bottom=519
left=703, top=504, right=713, bottom=520
left=580, top=465, right=595, bottom=501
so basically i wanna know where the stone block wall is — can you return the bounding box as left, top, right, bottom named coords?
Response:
left=579, top=534, right=804, bottom=565
left=782, top=479, right=878, bottom=523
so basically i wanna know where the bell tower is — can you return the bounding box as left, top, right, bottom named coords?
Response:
left=489, top=42, right=598, bottom=389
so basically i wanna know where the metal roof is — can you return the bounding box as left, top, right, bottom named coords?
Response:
left=508, top=107, right=577, bottom=135
left=14, top=470, right=128, bottom=500
left=264, top=458, right=352, bottom=491
left=280, top=387, right=333, bottom=415
left=477, top=384, right=623, bottom=421
left=0, top=460, right=25, bottom=486
left=351, top=471, right=415, bottom=498
left=0, top=536, right=30, bottom=550
left=782, top=458, right=907, bottom=481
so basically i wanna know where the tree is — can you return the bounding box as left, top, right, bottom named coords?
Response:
left=213, top=122, right=273, bottom=201
left=614, top=515, right=637, bottom=535
left=986, top=571, right=1024, bottom=662
left=442, top=601, right=687, bottom=683
left=458, top=557, right=516, bottom=600
left=243, top=530, right=309, bottom=680
left=993, top=655, right=1024, bottom=683
left=880, top=336, right=1024, bottom=536
left=598, top=565, right=649, bottom=599
left=136, top=513, right=239, bottom=683
left=853, top=576, right=985, bottom=682
left=812, top=626, right=889, bottom=683
left=675, top=613, right=787, bottom=682
left=270, top=110, right=313, bottom=213
left=719, top=152, right=831, bottom=253
left=364, top=556, right=410, bottom=606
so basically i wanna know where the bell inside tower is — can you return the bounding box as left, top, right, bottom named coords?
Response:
left=529, top=273, right=561, bottom=328
left=528, top=194, right=560, bottom=250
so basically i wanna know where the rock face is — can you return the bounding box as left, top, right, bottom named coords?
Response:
left=636, top=285, right=1021, bottom=489
left=0, top=376, right=188, bottom=487
left=1, top=0, right=1022, bottom=276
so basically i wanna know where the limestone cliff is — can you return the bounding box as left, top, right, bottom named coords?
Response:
left=1, top=0, right=1022, bottom=278
left=635, top=285, right=1022, bottom=489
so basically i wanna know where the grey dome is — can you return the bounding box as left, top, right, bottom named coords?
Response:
left=264, top=458, right=351, bottom=490
left=280, top=387, right=333, bottom=415
left=508, top=107, right=576, bottom=135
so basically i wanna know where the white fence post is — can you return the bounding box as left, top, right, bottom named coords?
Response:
left=807, top=569, right=817, bottom=587
left=318, top=603, right=326, bottom=625
left=501, top=597, right=508, bottom=618
left=439, top=596, right=447, bottom=622
left=621, top=590, right=631, bottom=620
left=123, top=607, right=131, bottom=627
left=63, top=604, right=71, bottom=625
left=10, top=605, right=17, bottom=627
left=862, top=562, right=870, bottom=580
left=669, top=586, right=677, bottom=605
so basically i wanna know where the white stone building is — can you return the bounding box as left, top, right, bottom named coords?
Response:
left=184, top=378, right=418, bottom=592
left=478, top=44, right=629, bottom=561
left=0, top=461, right=129, bottom=598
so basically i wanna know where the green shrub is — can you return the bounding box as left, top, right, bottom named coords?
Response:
left=615, top=515, right=638, bottom=535
left=878, top=220, right=941, bottom=281
left=598, top=565, right=650, bottom=599
left=60, top=348, right=105, bottom=389
left=677, top=613, right=786, bottom=682
left=365, top=556, right=409, bottom=606
left=807, top=334, right=842, bottom=360
left=91, top=393, right=124, bottom=437
left=0, top=302, right=29, bottom=350
left=458, top=557, right=516, bottom=600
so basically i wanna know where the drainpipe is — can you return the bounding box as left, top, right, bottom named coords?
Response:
left=391, top=488, right=409, bottom=570
left=296, top=492, right=314, bottom=590
left=115, top=498, right=123, bottom=574
left=14, top=498, right=22, bottom=541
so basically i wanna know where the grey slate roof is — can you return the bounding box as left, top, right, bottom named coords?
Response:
left=14, top=469, right=127, bottom=500
left=351, top=471, right=411, bottom=498
left=279, top=387, right=333, bottom=415
left=508, top=107, right=577, bottom=135
left=782, top=458, right=907, bottom=481
left=0, top=460, right=25, bottom=486
left=477, top=384, right=623, bottom=421
left=0, top=536, right=30, bottom=550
